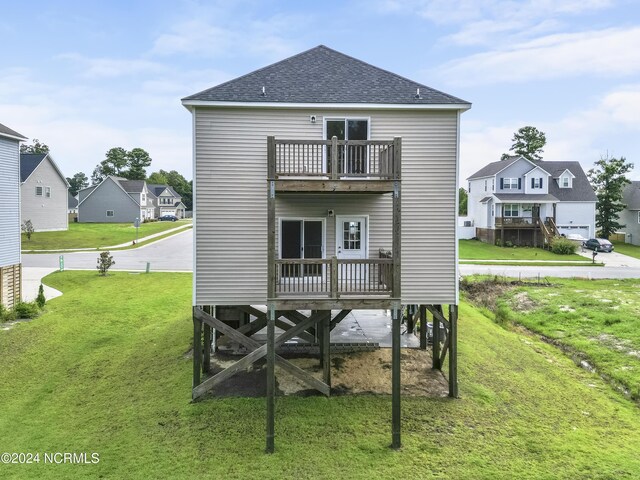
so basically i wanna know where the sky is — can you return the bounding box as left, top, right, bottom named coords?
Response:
left=2, top=0, right=639, bottom=184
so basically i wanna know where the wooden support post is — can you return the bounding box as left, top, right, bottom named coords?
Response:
left=419, top=305, right=427, bottom=350
left=192, top=308, right=202, bottom=391
left=330, top=256, right=338, bottom=298
left=322, top=310, right=331, bottom=388
left=331, top=136, right=338, bottom=179
left=266, top=305, right=275, bottom=454
left=391, top=307, right=401, bottom=449
left=392, top=138, right=402, bottom=301
left=267, top=136, right=276, bottom=303
left=432, top=305, right=441, bottom=370
left=448, top=304, right=458, bottom=398
left=203, top=323, right=211, bottom=374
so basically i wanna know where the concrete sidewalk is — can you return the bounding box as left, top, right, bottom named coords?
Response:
left=21, top=222, right=192, bottom=253
left=22, top=267, right=63, bottom=302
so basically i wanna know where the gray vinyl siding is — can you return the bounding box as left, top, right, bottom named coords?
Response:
left=276, top=194, right=392, bottom=258
left=0, top=137, right=21, bottom=267
left=78, top=177, right=141, bottom=223
left=21, top=157, right=68, bottom=231
left=194, top=107, right=459, bottom=305
left=619, top=208, right=640, bottom=245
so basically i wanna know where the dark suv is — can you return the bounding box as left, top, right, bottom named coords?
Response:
left=583, top=238, right=614, bottom=252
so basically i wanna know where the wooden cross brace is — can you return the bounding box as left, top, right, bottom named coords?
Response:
left=193, top=308, right=330, bottom=400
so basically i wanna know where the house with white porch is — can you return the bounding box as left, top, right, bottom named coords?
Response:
left=467, top=155, right=596, bottom=246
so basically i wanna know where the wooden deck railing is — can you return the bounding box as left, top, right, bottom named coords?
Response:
left=268, top=136, right=400, bottom=180
left=495, top=216, right=540, bottom=227
left=273, top=257, right=393, bottom=298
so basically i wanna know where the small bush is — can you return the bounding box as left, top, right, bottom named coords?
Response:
left=21, top=219, right=34, bottom=240
left=36, top=284, right=46, bottom=309
left=551, top=237, right=577, bottom=255
left=505, top=241, right=514, bottom=248
left=14, top=301, right=41, bottom=319
left=494, top=301, right=512, bottom=325
left=97, top=251, right=115, bottom=276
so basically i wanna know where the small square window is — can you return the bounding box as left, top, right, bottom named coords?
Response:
left=106, top=210, right=114, bottom=217
left=35, top=186, right=43, bottom=196
left=45, top=186, right=51, bottom=198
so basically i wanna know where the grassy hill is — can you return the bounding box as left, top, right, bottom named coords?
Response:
left=1, top=271, right=639, bottom=479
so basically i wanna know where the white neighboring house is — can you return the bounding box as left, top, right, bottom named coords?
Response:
left=20, top=153, right=70, bottom=231
left=619, top=181, right=640, bottom=246
left=467, top=155, right=596, bottom=246
left=0, top=122, right=26, bottom=308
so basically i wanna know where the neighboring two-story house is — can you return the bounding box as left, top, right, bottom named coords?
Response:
left=147, top=184, right=186, bottom=218
left=77, top=176, right=154, bottom=223
left=0, top=122, right=26, bottom=308
left=182, top=45, right=471, bottom=450
left=467, top=155, right=596, bottom=246
left=619, top=181, right=640, bottom=245
left=20, top=153, right=69, bottom=231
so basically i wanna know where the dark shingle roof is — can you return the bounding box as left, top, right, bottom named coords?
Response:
left=0, top=122, right=26, bottom=140
left=147, top=183, right=180, bottom=198
left=117, top=179, right=146, bottom=193
left=469, top=157, right=596, bottom=202
left=20, top=153, right=47, bottom=181
left=468, top=156, right=521, bottom=179
left=543, top=161, right=596, bottom=202
left=183, top=45, right=470, bottom=106
left=623, top=181, right=640, bottom=209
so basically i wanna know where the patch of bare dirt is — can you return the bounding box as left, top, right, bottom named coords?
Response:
left=512, top=291, right=537, bottom=312
left=203, top=348, right=448, bottom=398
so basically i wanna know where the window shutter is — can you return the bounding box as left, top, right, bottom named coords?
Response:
left=531, top=178, right=534, bottom=188
left=518, top=178, right=522, bottom=189
left=500, top=178, right=504, bottom=189
left=540, top=177, right=543, bottom=188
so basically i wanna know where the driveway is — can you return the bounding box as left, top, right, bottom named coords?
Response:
left=576, top=248, right=640, bottom=267
left=23, top=228, right=193, bottom=272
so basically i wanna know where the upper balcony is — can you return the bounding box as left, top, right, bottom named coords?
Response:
left=267, top=136, right=401, bottom=193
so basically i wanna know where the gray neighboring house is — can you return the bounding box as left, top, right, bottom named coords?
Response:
left=619, top=181, right=640, bottom=245
left=20, top=153, right=69, bottom=231
left=147, top=184, right=186, bottom=218
left=78, top=176, right=154, bottom=223
left=68, top=191, right=78, bottom=222
left=0, top=122, right=26, bottom=308
left=467, top=155, right=597, bottom=246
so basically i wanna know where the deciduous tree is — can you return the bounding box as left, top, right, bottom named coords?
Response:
left=501, top=126, right=546, bottom=162
left=588, top=155, right=633, bottom=238
left=66, top=172, right=89, bottom=196
left=20, top=138, right=49, bottom=154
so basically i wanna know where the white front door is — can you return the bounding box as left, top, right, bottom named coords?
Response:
left=336, top=216, right=367, bottom=259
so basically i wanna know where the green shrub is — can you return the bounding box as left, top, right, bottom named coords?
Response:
left=14, top=301, right=41, bottom=319
left=551, top=237, right=577, bottom=255
left=36, top=284, right=46, bottom=309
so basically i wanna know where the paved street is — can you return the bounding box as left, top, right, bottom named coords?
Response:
left=23, top=228, right=193, bottom=272
left=459, top=263, right=640, bottom=279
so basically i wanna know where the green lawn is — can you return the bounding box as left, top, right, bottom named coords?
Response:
left=21, top=220, right=191, bottom=250
left=1, top=271, right=640, bottom=478
left=612, top=241, right=640, bottom=260
left=494, top=278, right=640, bottom=400
left=460, top=239, right=590, bottom=262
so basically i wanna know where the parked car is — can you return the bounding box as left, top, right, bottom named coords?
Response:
left=159, top=214, right=178, bottom=222
left=583, top=238, right=614, bottom=252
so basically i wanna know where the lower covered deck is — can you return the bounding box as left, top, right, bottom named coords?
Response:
left=191, top=302, right=458, bottom=453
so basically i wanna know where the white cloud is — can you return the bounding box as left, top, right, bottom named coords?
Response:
left=437, top=27, right=640, bottom=86
left=57, top=53, right=165, bottom=78
left=460, top=84, right=640, bottom=184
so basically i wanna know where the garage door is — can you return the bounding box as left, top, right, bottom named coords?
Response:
left=558, top=225, right=590, bottom=239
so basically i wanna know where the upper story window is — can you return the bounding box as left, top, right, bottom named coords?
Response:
left=484, top=180, right=487, bottom=191
left=560, top=176, right=571, bottom=188
left=502, top=178, right=519, bottom=189
left=492, top=179, right=495, bottom=191
left=35, top=186, right=43, bottom=196
left=141, top=193, right=146, bottom=203
left=326, top=117, right=369, bottom=175
left=637, top=211, right=640, bottom=224
left=45, top=186, right=51, bottom=198
left=531, top=177, right=543, bottom=189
